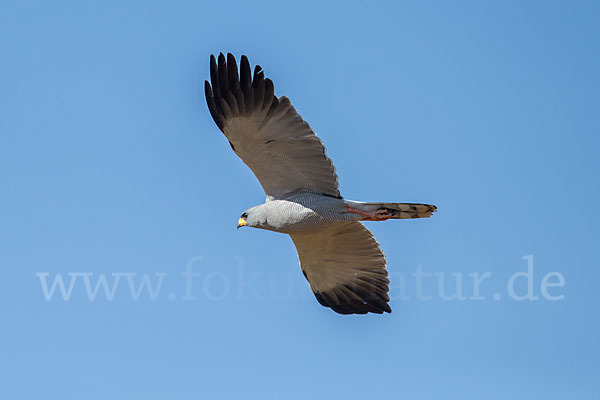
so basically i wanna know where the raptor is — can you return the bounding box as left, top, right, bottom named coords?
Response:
left=204, top=53, right=436, bottom=315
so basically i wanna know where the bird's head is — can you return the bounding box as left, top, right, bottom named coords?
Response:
left=237, top=211, right=249, bottom=229
left=237, top=205, right=267, bottom=229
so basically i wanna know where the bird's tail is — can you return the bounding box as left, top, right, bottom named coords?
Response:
left=345, top=200, right=437, bottom=220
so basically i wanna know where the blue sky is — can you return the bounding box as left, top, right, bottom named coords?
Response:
left=1, top=0, right=599, bottom=399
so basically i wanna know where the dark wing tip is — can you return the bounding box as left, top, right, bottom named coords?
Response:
left=205, top=80, right=224, bottom=130
left=206, top=52, right=273, bottom=129
left=240, top=55, right=251, bottom=87
left=209, top=54, right=220, bottom=100
left=217, top=53, right=228, bottom=97
left=253, top=65, right=263, bottom=82
left=262, top=78, right=275, bottom=110
left=226, top=53, right=239, bottom=93
left=239, top=55, right=253, bottom=114
left=313, top=286, right=391, bottom=315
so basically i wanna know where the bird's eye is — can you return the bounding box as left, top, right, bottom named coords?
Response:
left=241, top=212, right=248, bottom=218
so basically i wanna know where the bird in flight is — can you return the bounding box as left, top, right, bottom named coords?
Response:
left=204, top=53, right=436, bottom=315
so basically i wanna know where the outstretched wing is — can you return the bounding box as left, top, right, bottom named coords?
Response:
left=204, top=53, right=341, bottom=200
left=290, top=222, right=391, bottom=315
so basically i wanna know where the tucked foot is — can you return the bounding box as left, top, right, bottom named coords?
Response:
left=346, top=207, right=395, bottom=221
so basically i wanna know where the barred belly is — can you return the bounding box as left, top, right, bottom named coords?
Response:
left=263, top=193, right=355, bottom=234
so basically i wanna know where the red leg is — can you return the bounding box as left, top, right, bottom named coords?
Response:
left=346, top=206, right=393, bottom=221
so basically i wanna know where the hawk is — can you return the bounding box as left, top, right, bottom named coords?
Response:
left=204, top=53, right=436, bottom=315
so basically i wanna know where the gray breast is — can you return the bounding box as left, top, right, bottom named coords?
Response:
left=264, top=193, right=351, bottom=233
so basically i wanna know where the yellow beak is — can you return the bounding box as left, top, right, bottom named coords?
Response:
left=237, top=217, right=247, bottom=229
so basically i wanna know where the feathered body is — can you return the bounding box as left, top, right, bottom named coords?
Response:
left=243, top=193, right=351, bottom=234
left=205, top=53, right=436, bottom=315
left=246, top=193, right=436, bottom=234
